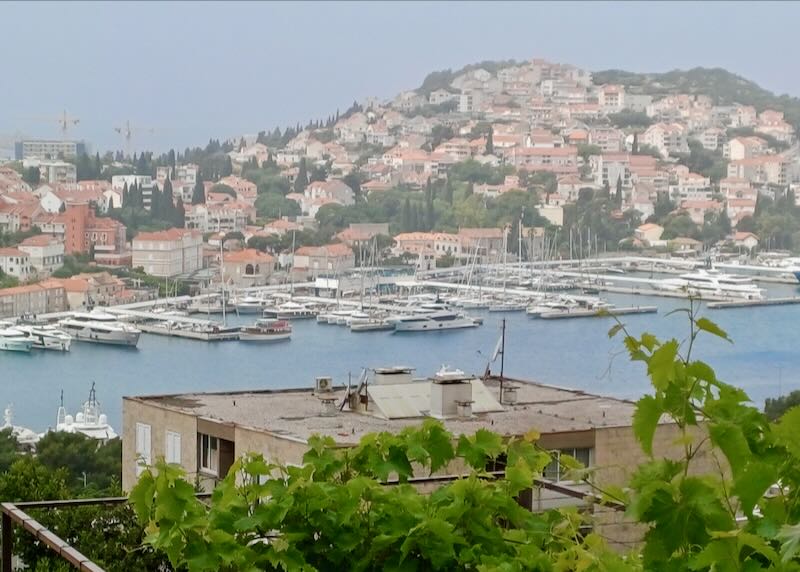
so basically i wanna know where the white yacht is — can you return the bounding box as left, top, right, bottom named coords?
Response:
left=526, top=298, right=579, bottom=317
left=393, top=310, right=479, bottom=332
left=59, top=310, right=141, bottom=347
left=234, top=295, right=269, bottom=314
left=661, top=269, right=764, bottom=300
left=15, top=324, right=72, bottom=351
left=1, top=405, right=40, bottom=449
left=55, top=384, right=118, bottom=441
left=0, top=325, right=33, bottom=352
left=263, top=301, right=316, bottom=320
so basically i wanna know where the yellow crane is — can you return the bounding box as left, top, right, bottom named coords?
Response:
left=114, top=120, right=155, bottom=157
left=26, top=110, right=80, bottom=140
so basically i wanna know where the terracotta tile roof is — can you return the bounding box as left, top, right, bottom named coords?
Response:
left=223, top=248, right=275, bottom=263
left=0, top=248, right=27, bottom=257
left=134, top=228, right=200, bottom=241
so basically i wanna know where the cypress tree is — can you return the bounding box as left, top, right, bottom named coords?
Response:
left=175, top=197, right=185, bottom=228
left=410, top=202, right=419, bottom=231
left=615, top=175, right=623, bottom=206
left=192, top=170, right=206, bottom=205
left=294, top=158, right=309, bottom=193
left=425, top=178, right=435, bottom=231
left=121, top=182, right=129, bottom=208
left=151, top=184, right=162, bottom=218
left=444, top=178, right=454, bottom=204
left=632, top=132, right=639, bottom=154
left=401, top=197, right=411, bottom=232
left=222, top=155, right=233, bottom=177
left=465, top=182, right=474, bottom=198
left=486, top=126, right=494, bottom=155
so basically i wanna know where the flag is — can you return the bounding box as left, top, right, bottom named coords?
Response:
left=491, top=334, right=503, bottom=362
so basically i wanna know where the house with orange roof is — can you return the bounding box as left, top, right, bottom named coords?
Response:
left=509, top=146, right=578, bottom=174
left=680, top=200, right=723, bottom=225
left=0, top=280, right=67, bottom=318
left=18, top=234, right=64, bottom=277
left=335, top=223, right=390, bottom=247
left=132, top=228, right=203, bottom=277
left=634, top=223, right=664, bottom=245
left=731, top=232, right=759, bottom=251
left=642, top=122, right=688, bottom=157
left=222, top=249, right=276, bottom=286
left=726, top=198, right=757, bottom=226
left=293, top=243, right=355, bottom=278
left=50, top=271, right=129, bottom=310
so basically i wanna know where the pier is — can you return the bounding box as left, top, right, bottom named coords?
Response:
left=538, top=306, right=658, bottom=320
left=707, top=297, right=800, bottom=310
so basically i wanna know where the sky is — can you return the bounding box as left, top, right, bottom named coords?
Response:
left=1, top=1, right=799, bottom=155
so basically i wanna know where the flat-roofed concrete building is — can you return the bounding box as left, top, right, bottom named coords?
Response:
left=122, top=366, right=715, bottom=547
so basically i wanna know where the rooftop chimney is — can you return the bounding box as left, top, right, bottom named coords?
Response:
left=429, top=366, right=473, bottom=419
left=319, top=396, right=338, bottom=417
left=502, top=384, right=518, bottom=405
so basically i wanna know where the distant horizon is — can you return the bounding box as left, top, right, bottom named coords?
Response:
left=2, top=1, right=799, bottom=154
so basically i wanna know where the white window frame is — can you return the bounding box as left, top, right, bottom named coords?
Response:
left=165, top=431, right=181, bottom=465
left=544, top=447, right=593, bottom=483
left=199, top=433, right=219, bottom=475
left=135, top=422, right=151, bottom=476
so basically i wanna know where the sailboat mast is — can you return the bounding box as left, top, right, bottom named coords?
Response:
left=499, top=318, right=506, bottom=404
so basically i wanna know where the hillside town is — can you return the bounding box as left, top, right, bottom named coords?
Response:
left=1, top=57, right=799, bottom=317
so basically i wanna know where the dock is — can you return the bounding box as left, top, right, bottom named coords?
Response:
left=538, top=306, right=658, bottom=320
left=707, top=297, right=800, bottom=310
left=136, top=322, right=240, bottom=341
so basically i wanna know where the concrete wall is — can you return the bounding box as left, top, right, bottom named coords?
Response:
left=122, top=398, right=198, bottom=491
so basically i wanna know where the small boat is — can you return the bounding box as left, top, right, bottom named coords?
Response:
left=1, top=404, right=40, bottom=449
left=0, top=326, right=33, bottom=352
left=488, top=301, right=528, bottom=312
left=15, top=324, right=72, bottom=351
left=239, top=319, right=292, bottom=342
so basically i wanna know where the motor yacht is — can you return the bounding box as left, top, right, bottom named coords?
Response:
left=59, top=310, right=141, bottom=347
left=55, top=383, right=117, bottom=441
left=393, top=310, right=479, bottom=332
left=15, top=324, right=72, bottom=351
left=660, top=269, right=763, bottom=300
left=239, top=319, right=292, bottom=342
left=263, top=301, right=316, bottom=320
left=0, top=326, right=33, bottom=352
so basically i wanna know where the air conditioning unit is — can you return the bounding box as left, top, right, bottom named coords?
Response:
left=315, top=376, right=333, bottom=393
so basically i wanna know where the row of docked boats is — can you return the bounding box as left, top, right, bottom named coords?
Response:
left=0, top=310, right=143, bottom=353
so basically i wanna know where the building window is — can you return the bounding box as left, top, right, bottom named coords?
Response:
left=135, top=422, right=152, bottom=476
left=543, top=447, right=592, bottom=482
left=199, top=433, right=219, bottom=475
left=166, top=431, right=181, bottom=465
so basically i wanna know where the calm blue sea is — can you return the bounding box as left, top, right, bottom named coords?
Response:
left=2, top=283, right=799, bottom=433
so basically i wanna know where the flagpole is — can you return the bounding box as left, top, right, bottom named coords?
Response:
left=499, top=318, right=506, bottom=404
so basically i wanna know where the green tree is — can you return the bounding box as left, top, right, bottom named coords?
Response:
left=615, top=175, right=623, bottom=207
left=192, top=170, right=206, bottom=204
left=221, top=155, right=233, bottom=177
left=631, top=132, right=639, bottom=154
left=765, top=390, right=800, bottom=420
left=401, top=197, right=411, bottom=232
left=23, top=166, right=40, bottom=186
left=485, top=125, right=494, bottom=155
left=35, top=433, right=121, bottom=494
left=255, top=193, right=301, bottom=219
left=174, top=197, right=185, bottom=228
left=294, top=158, right=309, bottom=193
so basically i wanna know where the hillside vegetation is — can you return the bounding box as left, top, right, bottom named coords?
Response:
left=594, top=67, right=800, bottom=128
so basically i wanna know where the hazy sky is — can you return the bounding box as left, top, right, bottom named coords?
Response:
left=2, top=1, right=799, bottom=154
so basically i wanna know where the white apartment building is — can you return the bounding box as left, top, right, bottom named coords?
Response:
left=184, top=203, right=250, bottom=234
left=642, top=123, right=689, bottom=157
left=22, top=159, right=77, bottom=185
left=14, top=139, right=86, bottom=160
left=0, top=248, right=33, bottom=281
left=669, top=173, right=712, bottom=202
left=18, top=235, right=65, bottom=277
left=131, top=229, right=203, bottom=277
left=111, top=175, right=155, bottom=209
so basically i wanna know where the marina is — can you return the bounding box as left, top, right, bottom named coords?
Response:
left=2, top=255, right=800, bottom=433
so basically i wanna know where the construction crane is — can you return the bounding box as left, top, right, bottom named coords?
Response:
left=26, top=110, right=80, bottom=140
left=114, top=120, right=155, bottom=158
